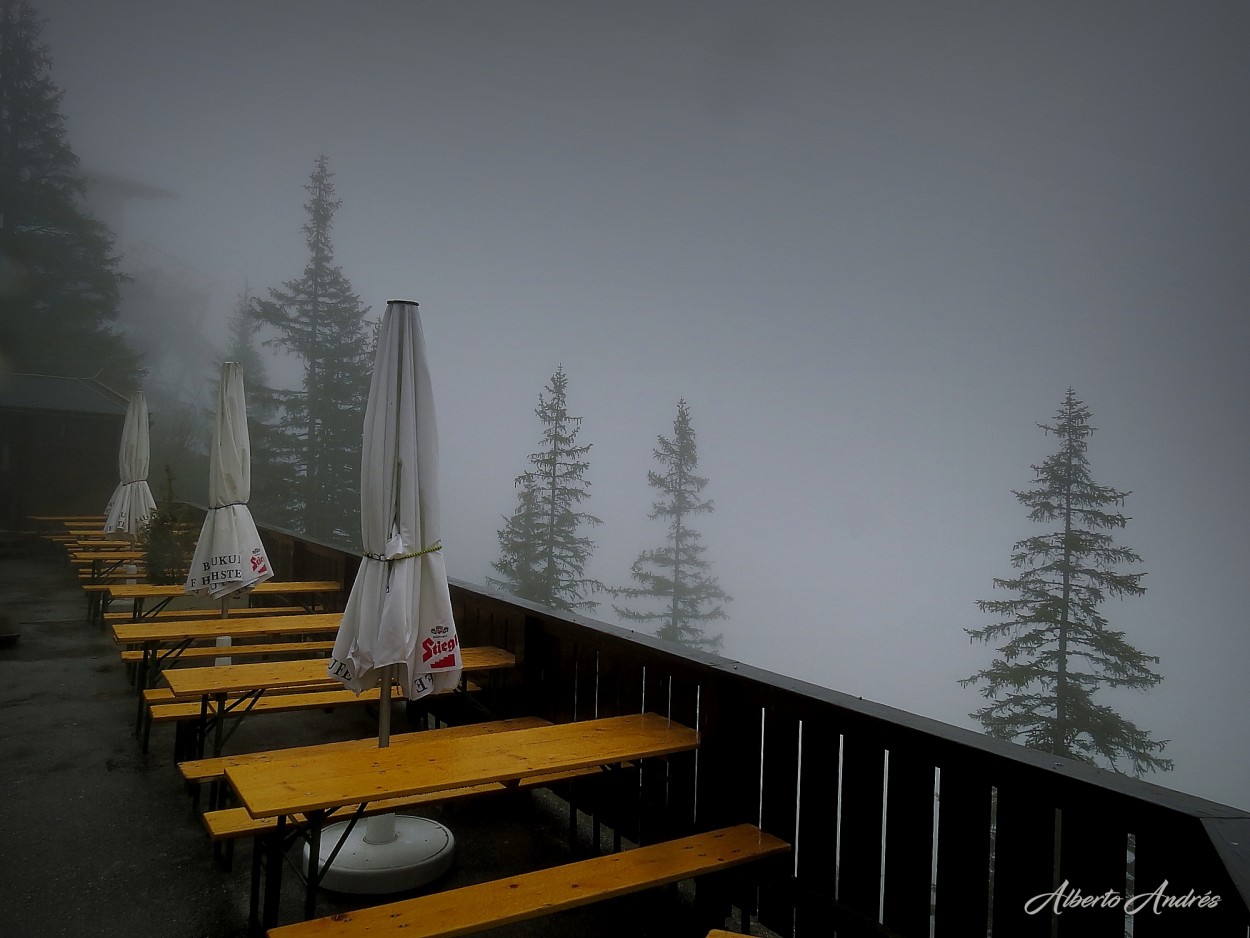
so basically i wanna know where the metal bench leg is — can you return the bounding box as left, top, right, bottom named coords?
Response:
left=213, top=834, right=234, bottom=872
left=248, top=835, right=264, bottom=935
left=259, top=816, right=286, bottom=932
left=304, top=820, right=322, bottom=920
left=141, top=707, right=154, bottom=754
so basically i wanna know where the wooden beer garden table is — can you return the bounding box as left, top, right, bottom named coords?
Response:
left=28, top=514, right=105, bottom=523
left=104, top=579, right=342, bottom=622
left=225, top=712, right=699, bottom=929
left=114, top=611, right=345, bottom=691
left=162, top=647, right=516, bottom=759
left=72, top=549, right=145, bottom=583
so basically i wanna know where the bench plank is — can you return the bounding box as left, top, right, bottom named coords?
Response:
left=148, top=680, right=483, bottom=723
left=150, top=686, right=387, bottom=723
left=267, top=824, right=790, bottom=938
left=78, top=573, right=148, bottom=584
left=206, top=766, right=600, bottom=841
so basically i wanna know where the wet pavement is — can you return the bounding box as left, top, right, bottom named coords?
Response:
left=0, top=541, right=725, bottom=938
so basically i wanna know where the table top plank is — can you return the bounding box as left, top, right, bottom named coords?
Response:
left=28, top=514, right=107, bottom=522
left=227, top=712, right=698, bottom=818
left=107, top=580, right=342, bottom=601
left=163, top=646, right=515, bottom=697
left=180, top=716, right=555, bottom=783
left=113, top=612, right=344, bottom=645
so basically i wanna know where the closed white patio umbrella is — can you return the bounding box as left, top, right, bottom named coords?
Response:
left=103, top=391, right=157, bottom=540
left=328, top=300, right=461, bottom=704
left=315, top=299, right=461, bottom=893
left=184, top=362, right=273, bottom=641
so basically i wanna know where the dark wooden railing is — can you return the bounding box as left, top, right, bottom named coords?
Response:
left=258, top=522, right=1250, bottom=938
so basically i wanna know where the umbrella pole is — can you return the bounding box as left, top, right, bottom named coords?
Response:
left=364, top=665, right=398, bottom=845
left=378, top=664, right=392, bottom=748
left=214, top=598, right=232, bottom=666
left=123, top=529, right=138, bottom=583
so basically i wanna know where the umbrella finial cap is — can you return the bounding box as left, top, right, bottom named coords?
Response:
left=386, top=299, right=419, bottom=308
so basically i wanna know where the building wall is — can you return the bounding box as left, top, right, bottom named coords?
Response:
left=0, top=409, right=123, bottom=528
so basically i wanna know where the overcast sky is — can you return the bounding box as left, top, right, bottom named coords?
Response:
left=35, top=0, right=1249, bottom=808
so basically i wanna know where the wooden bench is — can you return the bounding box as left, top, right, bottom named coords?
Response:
left=77, top=570, right=147, bottom=586
left=74, top=559, right=145, bottom=576
left=63, top=537, right=131, bottom=548
left=204, top=765, right=597, bottom=841
left=77, top=566, right=146, bottom=578
left=72, top=548, right=144, bottom=560
left=143, top=684, right=398, bottom=757
left=145, top=682, right=349, bottom=711
left=143, top=679, right=484, bottom=758
left=206, top=765, right=604, bottom=873
left=266, top=824, right=790, bottom=938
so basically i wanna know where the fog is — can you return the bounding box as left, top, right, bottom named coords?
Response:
left=35, top=1, right=1249, bottom=809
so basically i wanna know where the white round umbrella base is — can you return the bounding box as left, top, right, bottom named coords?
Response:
left=304, top=816, right=455, bottom=895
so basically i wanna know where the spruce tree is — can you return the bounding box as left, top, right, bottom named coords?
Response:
left=0, top=0, right=141, bottom=387
left=222, top=288, right=293, bottom=531
left=962, top=388, right=1171, bottom=775
left=252, top=156, right=372, bottom=545
left=613, top=399, right=728, bottom=652
left=488, top=366, right=601, bottom=612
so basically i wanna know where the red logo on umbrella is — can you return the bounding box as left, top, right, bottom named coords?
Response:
left=422, top=634, right=458, bottom=665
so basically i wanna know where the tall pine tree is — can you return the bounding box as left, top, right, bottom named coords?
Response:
left=488, top=366, right=601, bottom=612
left=253, top=156, right=372, bottom=545
left=0, top=0, right=141, bottom=387
left=613, top=399, right=728, bottom=652
left=962, top=388, right=1171, bottom=775
left=222, top=287, right=293, bottom=531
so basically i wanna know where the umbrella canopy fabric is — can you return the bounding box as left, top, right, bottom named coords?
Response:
left=103, top=391, right=157, bottom=537
left=184, top=362, right=273, bottom=599
left=328, top=300, right=462, bottom=701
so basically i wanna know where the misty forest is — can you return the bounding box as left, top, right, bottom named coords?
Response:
left=2, top=0, right=1245, bottom=809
